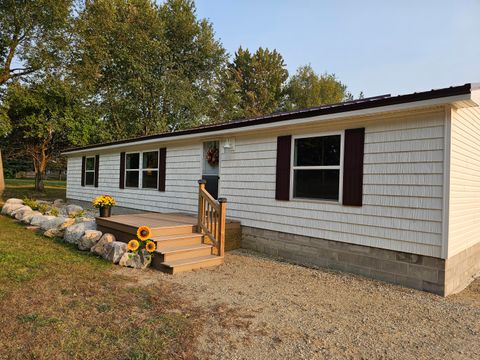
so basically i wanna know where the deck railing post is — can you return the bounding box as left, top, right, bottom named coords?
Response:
left=217, top=197, right=227, bottom=257
left=197, top=180, right=206, bottom=235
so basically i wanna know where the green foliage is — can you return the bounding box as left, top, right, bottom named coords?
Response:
left=22, top=197, right=39, bottom=210
left=68, top=210, right=86, bottom=219
left=0, top=0, right=72, bottom=85
left=228, top=47, right=289, bottom=118
left=37, top=203, right=50, bottom=215
left=49, top=207, right=59, bottom=217
left=284, top=65, right=348, bottom=110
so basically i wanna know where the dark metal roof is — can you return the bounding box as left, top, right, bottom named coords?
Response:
left=66, top=83, right=473, bottom=153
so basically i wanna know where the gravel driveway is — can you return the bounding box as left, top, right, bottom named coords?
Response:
left=118, top=249, right=480, bottom=359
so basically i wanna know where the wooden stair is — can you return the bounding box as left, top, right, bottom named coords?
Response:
left=151, top=232, right=223, bottom=273
left=96, top=213, right=224, bottom=274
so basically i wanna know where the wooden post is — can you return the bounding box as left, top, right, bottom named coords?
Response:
left=197, top=180, right=206, bottom=234
left=217, top=197, right=227, bottom=257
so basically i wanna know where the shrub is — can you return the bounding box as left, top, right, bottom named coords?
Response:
left=68, top=210, right=86, bottom=219
left=23, top=197, right=39, bottom=210
left=38, top=203, right=50, bottom=215
left=49, top=208, right=60, bottom=217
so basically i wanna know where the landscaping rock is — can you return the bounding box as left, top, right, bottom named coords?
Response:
left=22, top=211, right=42, bottom=224
left=64, top=221, right=96, bottom=244
left=40, top=216, right=67, bottom=231
left=103, top=241, right=127, bottom=264
left=1, top=203, right=24, bottom=216
left=119, top=250, right=152, bottom=269
left=44, top=228, right=64, bottom=238
left=78, top=230, right=103, bottom=251
left=53, top=199, right=65, bottom=207
left=75, top=216, right=95, bottom=224
left=58, top=218, right=76, bottom=230
left=5, top=198, right=23, bottom=205
left=30, top=215, right=55, bottom=227
left=66, top=204, right=83, bottom=216
left=13, top=207, right=33, bottom=220
left=91, top=233, right=116, bottom=256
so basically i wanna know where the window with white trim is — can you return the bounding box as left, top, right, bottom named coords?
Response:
left=292, top=134, right=342, bottom=201
left=125, top=151, right=159, bottom=189
left=85, top=156, right=95, bottom=186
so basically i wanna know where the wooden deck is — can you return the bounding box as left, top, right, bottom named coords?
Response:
left=96, top=212, right=241, bottom=273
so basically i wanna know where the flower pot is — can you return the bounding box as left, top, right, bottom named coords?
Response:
left=99, top=207, right=112, bottom=218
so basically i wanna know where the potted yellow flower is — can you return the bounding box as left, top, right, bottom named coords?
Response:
left=92, top=195, right=117, bottom=217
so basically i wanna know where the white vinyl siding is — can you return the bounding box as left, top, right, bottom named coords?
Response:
left=220, top=110, right=445, bottom=257
left=447, top=105, right=480, bottom=257
left=67, top=144, right=201, bottom=213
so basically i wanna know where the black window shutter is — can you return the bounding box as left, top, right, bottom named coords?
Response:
left=275, top=135, right=292, bottom=201
left=81, top=156, right=86, bottom=187
left=343, top=128, right=365, bottom=206
left=94, top=155, right=100, bottom=187
left=119, top=152, right=125, bottom=189
left=158, top=148, right=166, bottom=192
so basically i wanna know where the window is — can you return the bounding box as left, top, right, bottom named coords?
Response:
left=125, top=153, right=140, bottom=187
left=125, top=151, right=159, bottom=189
left=85, top=156, right=95, bottom=186
left=292, top=134, right=342, bottom=201
left=142, top=151, right=159, bottom=189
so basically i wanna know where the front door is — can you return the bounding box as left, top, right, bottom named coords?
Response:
left=202, top=141, right=220, bottom=199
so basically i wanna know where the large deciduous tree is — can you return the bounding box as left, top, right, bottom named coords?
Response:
left=228, top=47, right=289, bottom=118
left=0, top=0, right=72, bottom=85
left=284, top=65, right=348, bottom=110
left=71, top=0, right=227, bottom=140
left=3, top=77, right=97, bottom=191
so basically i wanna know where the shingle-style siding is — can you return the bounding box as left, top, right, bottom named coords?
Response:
left=219, top=110, right=445, bottom=258
left=448, top=105, right=480, bottom=257
left=67, top=144, right=201, bottom=213
left=66, top=110, right=446, bottom=258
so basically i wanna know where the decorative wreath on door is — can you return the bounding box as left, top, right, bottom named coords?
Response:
left=206, top=146, right=219, bottom=166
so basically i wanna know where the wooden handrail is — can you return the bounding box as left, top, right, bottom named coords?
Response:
left=197, top=180, right=227, bottom=257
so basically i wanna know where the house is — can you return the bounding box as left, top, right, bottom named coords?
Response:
left=63, top=83, right=480, bottom=296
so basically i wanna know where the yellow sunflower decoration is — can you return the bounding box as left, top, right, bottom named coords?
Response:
left=127, top=239, right=140, bottom=251
left=137, top=226, right=151, bottom=241
left=145, top=241, right=156, bottom=253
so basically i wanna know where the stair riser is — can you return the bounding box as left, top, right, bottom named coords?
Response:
left=162, top=247, right=212, bottom=262
left=155, top=237, right=202, bottom=249
left=151, top=258, right=173, bottom=273
left=151, top=226, right=196, bottom=237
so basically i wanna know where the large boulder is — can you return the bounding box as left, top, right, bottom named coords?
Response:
left=40, top=216, right=68, bottom=231
left=1, top=203, right=24, bottom=216
left=91, top=233, right=115, bottom=256
left=14, top=207, right=33, bottom=221
left=65, top=204, right=83, bottom=216
left=30, top=215, right=55, bottom=227
left=119, top=250, right=152, bottom=269
left=78, top=230, right=103, bottom=251
left=5, top=198, right=23, bottom=205
left=22, top=211, right=42, bottom=224
left=53, top=199, right=65, bottom=207
left=58, top=218, right=76, bottom=230
left=44, top=228, right=64, bottom=238
left=75, top=217, right=95, bottom=224
left=103, top=241, right=127, bottom=264
left=64, top=221, right=96, bottom=244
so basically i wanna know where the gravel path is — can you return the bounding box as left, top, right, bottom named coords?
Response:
left=118, top=249, right=480, bottom=359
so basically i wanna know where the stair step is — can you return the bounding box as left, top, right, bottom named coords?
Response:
left=152, top=233, right=204, bottom=248
left=157, top=255, right=224, bottom=274
left=156, top=243, right=213, bottom=261
left=150, top=225, right=197, bottom=237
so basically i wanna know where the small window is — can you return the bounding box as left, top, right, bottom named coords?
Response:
left=125, top=153, right=140, bottom=188
left=292, top=134, right=342, bottom=201
left=142, top=151, right=158, bottom=189
left=85, top=156, right=95, bottom=186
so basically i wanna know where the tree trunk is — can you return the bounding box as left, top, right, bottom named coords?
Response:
left=35, top=171, right=45, bottom=192
left=0, top=150, right=5, bottom=192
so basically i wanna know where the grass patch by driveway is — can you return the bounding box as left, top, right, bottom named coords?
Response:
left=0, top=216, right=200, bottom=359
left=1, top=179, right=66, bottom=205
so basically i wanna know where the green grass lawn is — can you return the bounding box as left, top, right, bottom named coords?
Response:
left=0, top=216, right=199, bottom=359
left=1, top=179, right=66, bottom=204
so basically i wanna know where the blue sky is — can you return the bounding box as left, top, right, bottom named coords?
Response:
left=195, top=0, right=480, bottom=97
